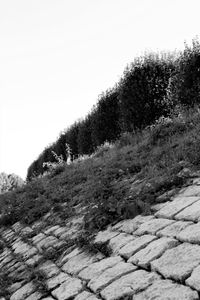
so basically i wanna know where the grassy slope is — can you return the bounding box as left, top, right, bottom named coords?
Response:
left=1, top=107, right=200, bottom=232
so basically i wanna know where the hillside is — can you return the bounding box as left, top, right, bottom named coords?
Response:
left=1, top=39, right=200, bottom=299
left=1, top=107, right=200, bottom=299
left=1, top=133, right=200, bottom=299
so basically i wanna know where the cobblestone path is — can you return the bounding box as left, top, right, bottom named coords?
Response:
left=2, top=178, right=200, bottom=299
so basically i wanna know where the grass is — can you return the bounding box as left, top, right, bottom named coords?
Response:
left=0, top=107, right=200, bottom=232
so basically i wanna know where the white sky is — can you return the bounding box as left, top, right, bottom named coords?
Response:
left=0, top=0, right=200, bottom=179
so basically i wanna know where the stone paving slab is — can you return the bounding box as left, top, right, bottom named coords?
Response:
left=134, top=218, right=175, bottom=235
left=157, top=220, right=193, bottom=238
left=186, top=265, right=200, bottom=291
left=58, top=247, right=82, bottom=266
left=100, top=270, right=160, bottom=300
left=37, top=260, right=60, bottom=278
left=74, top=291, right=99, bottom=300
left=151, top=243, right=200, bottom=281
left=132, top=279, right=199, bottom=300
left=46, top=272, right=71, bottom=289
left=94, top=230, right=120, bottom=244
left=177, top=222, right=200, bottom=244
left=175, top=200, right=200, bottom=221
left=78, top=256, right=123, bottom=281
left=128, top=237, right=179, bottom=269
left=88, top=262, right=137, bottom=292
left=119, top=234, right=157, bottom=259
left=62, top=251, right=104, bottom=275
left=111, top=215, right=154, bottom=233
left=109, top=233, right=135, bottom=253
left=51, top=276, right=84, bottom=300
left=178, top=185, right=200, bottom=197
left=12, top=240, right=38, bottom=260
left=155, top=196, right=200, bottom=219
left=10, top=281, right=36, bottom=300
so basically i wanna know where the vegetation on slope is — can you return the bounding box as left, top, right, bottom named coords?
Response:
left=1, top=38, right=200, bottom=231
left=1, top=107, right=200, bottom=230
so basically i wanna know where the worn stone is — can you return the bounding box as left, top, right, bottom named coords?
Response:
left=12, top=241, right=38, bottom=260
left=32, top=233, right=46, bottom=244
left=155, top=196, right=199, bottom=218
left=111, top=215, right=154, bottom=233
left=134, top=218, right=174, bottom=235
left=128, top=237, right=178, bottom=268
left=178, top=185, right=200, bottom=197
left=38, top=261, right=60, bottom=278
left=100, top=270, right=160, bottom=300
left=25, top=291, right=43, bottom=300
left=8, top=281, right=25, bottom=294
left=157, top=220, right=193, bottom=238
left=151, top=243, right=200, bottom=281
left=44, top=225, right=60, bottom=235
left=25, top=254, right=43, bottom=267
left=186, top=264, right=200, bottom=291
left=46, top=272, right=70, bottom=289
left=62, top=251, right=104, bottom=275
left=133, top=279, right=199, bottom=300
left=109, top=233, right=135, bottom=253
left=35, top=236, right=58, bottom=251
left=175, top=200, right=200, bottom=221
left=78, top=256, right=123, bottom=281
left=151, top=202, right=170, bottom=213
left=94, top=230, right=120, bottom=244
left=119, top=235, right=157, bottom=259
left=74, top=291, right=98, bottom=300
left=88, top=262, right=137, bottom=292
left=58, top=247, right=82, bottom=266
left=51, top=277, right=83, bottom=300
left=176, top=222, right=200, bottom=244
left=10, top=281, right=36, bottom=300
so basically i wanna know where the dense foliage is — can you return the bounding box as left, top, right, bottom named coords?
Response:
left=27, top=38, right=200, bottom=180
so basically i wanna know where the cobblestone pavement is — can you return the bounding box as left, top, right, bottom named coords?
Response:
left=2, top=179, right=200, bottom=299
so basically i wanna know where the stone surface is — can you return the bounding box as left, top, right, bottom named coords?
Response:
left=38, top=260, right=60, bottom=278
left=94, top=230, right=120, bottom=244
left=177, top=222, right=200, bottom=244
left=35, top=236, right=58, bottom=251
left=25, top=254, right=43, bottom=267
left=134, top=218, right=174, bottom=235
left=74, top=291, right=99, bottom=300
left=119, top=234, right=157, bottom=259
left=151, top=243, right=200, bottom=281
left=10, top=282, right=36, bottom=300
left=128, top=237, right=178, bottom=269
left=157, top=220, right=193, bottom=238
left=111, top=215, right=154, bottom=233
left=88, top=262, right=137, bottom=292
left=132, top=279, right=199, bottom=300
left=25, top=291, right=43, bottom=300
left=51, top=277, right=83, bottom=300
left=46, top=272, right=70, bottom=289
left=178, top=185, right=200, bottom=197
left=109, top=233, right=135, bottom=253
left=155, top=196, right=199, bottom=218
left=32, top=233, right=46, bottom=244
left=58, top=247, right=82, bottom=266
left=186, top=264, right=200, bottom=291
left=12, top=240, right=38, bottom=260
left=175, top=200, right=200, bottom=221
left=78, top=256, right=123, bottom=281
left=100, top=270, right=160, bottom=300
left=62, top=251, right=104, bottom=275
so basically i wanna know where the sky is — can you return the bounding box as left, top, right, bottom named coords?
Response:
left=0, top=0, right=200, bottom=180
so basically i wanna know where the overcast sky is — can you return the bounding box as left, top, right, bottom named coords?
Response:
left=0, top=0, right=200, bottom=179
